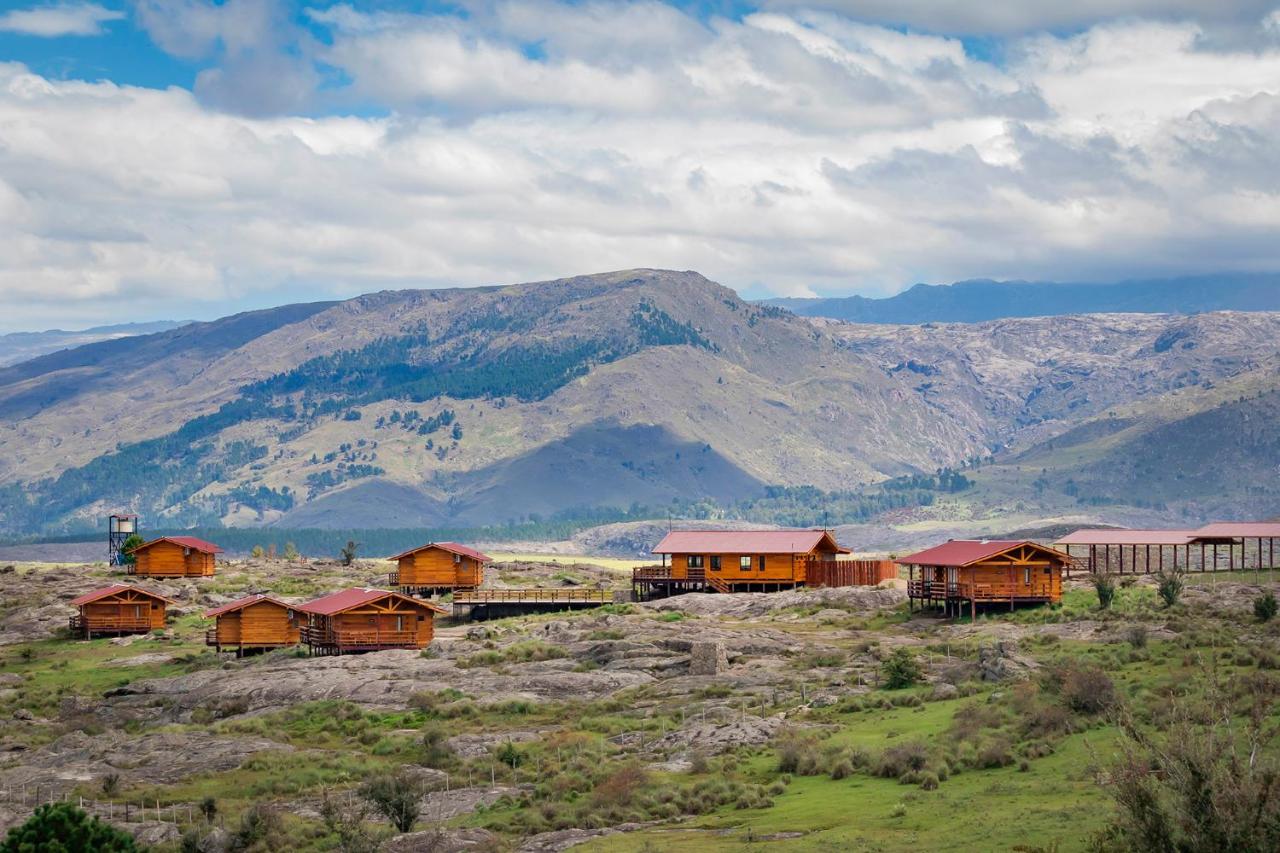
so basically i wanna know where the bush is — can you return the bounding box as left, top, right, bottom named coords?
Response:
left=230, top=803, right=284, bottom=851
left=874, top=742, right=930, bottom=778
left=1124, top=625, right=1148, bottom=649
left=359, top=770, right=423, bottom=833
left=1059, top=665, right=1118, bottom=714
left=1095, top=689, right=1280, bottom=851
left=1, top=803, right=138, bottom=851
left=1155, top=568, right=1184, bottom=608
left=775, top=731, right=824, bottom=776
left=880, top=647, right=923, bottom=689
left=1255, top=592, right=1278, bottom=622
left=1091, top=574, right=1116, bottom=610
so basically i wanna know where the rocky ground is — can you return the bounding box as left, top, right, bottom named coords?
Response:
left=0, top=558, right=1278, bottom=851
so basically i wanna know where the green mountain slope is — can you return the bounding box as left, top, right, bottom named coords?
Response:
left=1, top=269, right=1278, bottom=535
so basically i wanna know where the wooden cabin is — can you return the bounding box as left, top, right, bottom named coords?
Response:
left=898, top=540, right=1069, bottom=618
left=69, top=584, right=172, bottom=639
left=388, top=542, right=491, bottom=594
left=127, top=536, right=221, bottom=578
left=297, top=588, right=448, bottom=655
left=204, top=594, right=300, bottom=655
left=648, top=529, right=851, bottom=593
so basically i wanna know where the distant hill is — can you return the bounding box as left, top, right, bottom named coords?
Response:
left=767, top=273, right=1280, bottom=323
left=0, top=321, right=191, bottom=367
left=1, top=268, right=1278, bottom=536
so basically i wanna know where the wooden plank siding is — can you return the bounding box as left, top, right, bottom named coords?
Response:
left=132, top=540, right=216, bottom=578
left=300, top=593, right=443, bottom=655
left=667, top=550, right=842, bottom=586
left=209, top=600, right=299, bottom=652
left=71, top=589, right=168, bottom=639
left=900, top=541, right=1068, bottom=618
left=394, top=548, right=484, bottom=589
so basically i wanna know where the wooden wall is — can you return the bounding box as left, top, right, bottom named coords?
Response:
left=134, top=541, right=216, bottom=577
left=398, top=549, right=483, bottom=588
left=309, top=597, right=436, bottom=647
left=215, top=601, right=299, bottom=647
left=669, top=552, right=809, bottom=584
left=81, top=595, right=166, bottom=631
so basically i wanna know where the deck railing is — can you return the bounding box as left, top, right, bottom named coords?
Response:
left=300, top=625, right=418, bottom=648
left=631, top=566, right=704, bottom=583
left=205, top=628, right=220, bottom=646
left=387, top=571, right=400, bottom=586
left=69, top=614, right=152, bottom=634
left=908, top=580, right=1057, bottom=600
left=453, top=588, right=611, bottom=605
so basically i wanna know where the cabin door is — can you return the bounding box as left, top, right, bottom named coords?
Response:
left=946, top=568, right=957, bottom=591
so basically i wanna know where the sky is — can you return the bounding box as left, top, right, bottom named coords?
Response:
left=1, top=1, right=1279, bottom=331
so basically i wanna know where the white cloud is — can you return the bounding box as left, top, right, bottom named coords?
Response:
left=0, top=2, right=123, bottom=37
left=758, top=0, right=1279, bottom=36
left=3, top=4, right=1280, bottom=329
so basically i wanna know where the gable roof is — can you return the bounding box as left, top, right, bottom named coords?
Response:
left=203, top=594, right=291, bottom=618
left=896, top=540, right=1071, bottom=568
left=1195, top=522, right=1280, bottom=538
left=388, top=542, right=493, bottom=563
left=652, top=529, right=850, bottom=555
left=129, top=535, right=223, bottom=554
left=1054, top=529, right=1201, bottom=546
left=70, top=584, right=175, bottom=607
left=297, top=587, right=448, bottom=616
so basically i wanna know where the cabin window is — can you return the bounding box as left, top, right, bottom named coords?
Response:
left=757, top=555, right=766, bottom=572
left=453, top=554, right=461, bottom=563
left=687, top=555, right=705, bottom=569
left=739, top=556, right=752, bottom=569
left=1024, top=568, right=1032, bottom=585
left=710, top=556, right=722, bottom=571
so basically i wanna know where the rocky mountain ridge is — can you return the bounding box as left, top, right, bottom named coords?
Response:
left=1, top=269, right=1277, bottom=535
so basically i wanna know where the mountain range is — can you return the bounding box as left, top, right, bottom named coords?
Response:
left=768, top=272, right=1280, bottom=323
left=0, top=269, right=1277, bottom=538
left=0, top=321, right=190, bottom=368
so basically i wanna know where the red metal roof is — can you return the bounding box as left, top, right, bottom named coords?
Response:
left=1055, top=529, right=1200, bottom=546
left=203, top=594, right=290, bottom=618
left=297, top=587, right=447, bottom=616
left=388, top=542, right=493, bottom=562
left=70, top=584, right=175, bottom=606
left=652, top=529, right=850, bottom=555
left=129, top=535, right=223, bottom=554
left=1195, top=522, right=1280, bottom=538
left=896, top=540, right=1070, bottom=568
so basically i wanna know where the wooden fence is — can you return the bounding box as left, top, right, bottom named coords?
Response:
left=806, top=559, right=898, bottom=588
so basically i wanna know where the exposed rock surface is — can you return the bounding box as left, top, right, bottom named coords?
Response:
left=688, top=641, right=728, bottom=676
left=644, top=586, right=906, bottom=619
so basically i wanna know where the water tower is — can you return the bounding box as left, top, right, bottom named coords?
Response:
left=108, top=514, right=138, bottom=565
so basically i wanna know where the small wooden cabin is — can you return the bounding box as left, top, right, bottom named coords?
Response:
left=69, top=584, right=172, bottom=639
left=651, top=529, right=851, bottom=592
left=297, top=588, right=448, bottom=655
left=388, top=542, right=492, bottom=593
left=204, top=594, right=300, bottom=655
left=128, top=536, right=221, bottom=578
left=898, top=540, right=1070, bottom=617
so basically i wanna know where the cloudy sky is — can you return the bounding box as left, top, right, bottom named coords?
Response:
left=1, top=1, right=1279, bottom=330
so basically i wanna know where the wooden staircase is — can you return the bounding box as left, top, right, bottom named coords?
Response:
left=707, top=575, right=731, bottom=594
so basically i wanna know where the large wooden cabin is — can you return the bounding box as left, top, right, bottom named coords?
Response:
left=645, top=529, right=852, bottom=594
left=388, top=542, right=491, bottom=594
left=127, top=536, right=221, bottom=578
left=69, top=584, right=172, bottom=639
left=204, top=594, right=300, bottom=655
left=898, top=540, right=1069, bottom=618
left=297, top=588, right=448, bottom=655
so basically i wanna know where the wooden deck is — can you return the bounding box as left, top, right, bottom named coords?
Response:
left=299, top=625, right=420, bottom=655
left=452, top=588, right=613, bottom=620
left=68, top=614, right=153, bottom=639
left=908, top=579, right=1057, bottom=617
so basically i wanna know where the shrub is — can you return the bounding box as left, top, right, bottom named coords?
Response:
left=874, top=742, right=930, bottom=778
left=1255, top=592, right=1278, bottom=623
left=1094, top=689, right=1280, bottom=851
left=1155, top=568, right=1184, bottom=608
left=1124, top=625, right=1148, bottom=649
left=100, top=772, right=120, bottom=796
left=1, top=803, right=138, bottom=851
left=1059, top=665, right=1118, bottom=714
left=880, top=647, right=923, bottom=689
left=918, top=771, right=939, bottom=790
left=775, top=731, right=824, bottom=776
left=283, top=541, right=300, bottom=562
left=339, top=540, right=360, bottom=566
left=230, top=803, right=284, bottom=851
left=359, top=770, right=422, bottom=833
left=1091, top=574, right=1116, bottom=610
left=199, top=796, right=217, bottom=822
